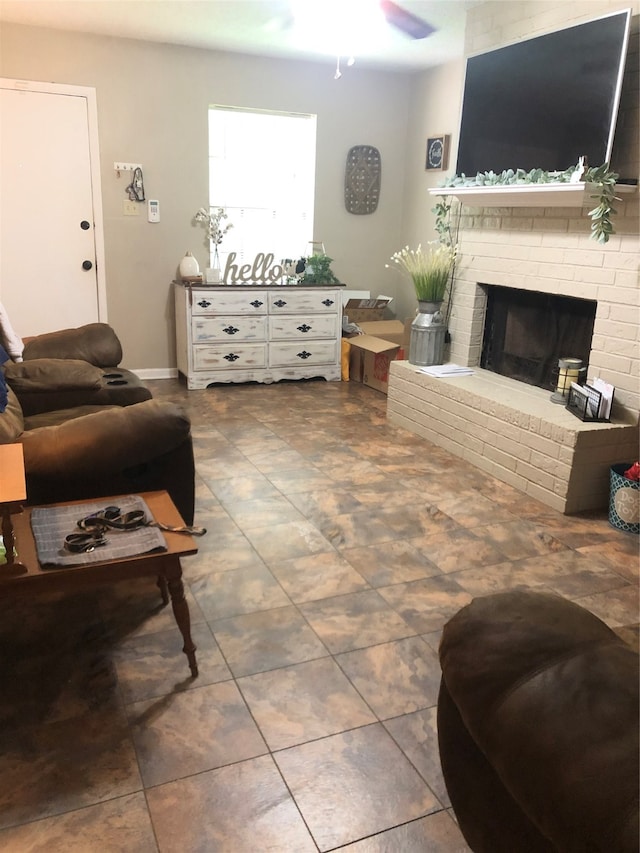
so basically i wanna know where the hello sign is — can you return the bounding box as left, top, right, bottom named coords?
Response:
left=222, top=252, right=291, bottom=285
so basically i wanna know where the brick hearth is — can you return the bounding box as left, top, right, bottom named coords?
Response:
left=387, top=361, right=638, bottom=514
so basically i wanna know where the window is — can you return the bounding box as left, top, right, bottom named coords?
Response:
left=208, top=106, right=317, bottom=272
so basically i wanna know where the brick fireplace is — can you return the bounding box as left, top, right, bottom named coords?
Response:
left=388, top=194, right=639, bottom=513
left=388, top=1, right=639, bottom=515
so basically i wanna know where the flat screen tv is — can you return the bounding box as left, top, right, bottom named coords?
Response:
left=455, top=9, right=631, bottom=177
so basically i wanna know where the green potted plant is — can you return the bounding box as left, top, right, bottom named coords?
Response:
left=300, top=253, right=340, bottom=284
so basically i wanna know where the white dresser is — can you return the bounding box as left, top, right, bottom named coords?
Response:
left=174, top=283, right=344, bottom=389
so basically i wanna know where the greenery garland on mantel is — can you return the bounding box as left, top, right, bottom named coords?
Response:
left=435, top=161, right=620, bottom=244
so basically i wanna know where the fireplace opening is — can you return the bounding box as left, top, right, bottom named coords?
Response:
left=480, top=286, right=597, bottom=392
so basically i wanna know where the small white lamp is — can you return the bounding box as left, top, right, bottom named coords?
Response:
left=0, top=443, right=27, bottom=572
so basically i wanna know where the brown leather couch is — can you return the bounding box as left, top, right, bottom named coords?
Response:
left=437, top=590, right=639, bottom=853
left=0, top=324, right=195, bottom=524
left=4, top=323, right=152, bottom=415
left=0, top=385, right=195, bottom=525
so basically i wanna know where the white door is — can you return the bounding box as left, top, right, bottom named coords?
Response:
left=0, top=80, right=107, bottom=337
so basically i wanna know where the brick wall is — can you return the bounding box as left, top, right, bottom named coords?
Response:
left=447, top=1, right=639, bottom=419
left=388, top=2, right=639, bottom=513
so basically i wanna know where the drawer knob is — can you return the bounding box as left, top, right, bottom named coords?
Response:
left=274, top=299, right=287, bottom=308
left=297, top=350, right=312, bottom=360
left=297, top=324, right=312, bottom=333
left=197, top=300, right=212, bottom=308
left=224, top=353, right=240, bottom=362
left=223, top=325, right=240, bottom=335
left=250, top=300, right=264, bottom=308
left=322, top=299, right=335, bottom=307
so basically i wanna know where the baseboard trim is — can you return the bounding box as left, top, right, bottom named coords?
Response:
left=132, top=368, right=178, bottom=380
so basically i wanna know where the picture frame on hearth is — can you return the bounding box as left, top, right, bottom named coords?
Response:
left=425, top=135, right=450, bottom=171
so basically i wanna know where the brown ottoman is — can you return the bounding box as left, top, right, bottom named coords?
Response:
left=437, top=590, right=639, bottom=852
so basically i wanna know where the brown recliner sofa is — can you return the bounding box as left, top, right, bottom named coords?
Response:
left=0, top=324, right=195, bottom=524
left=437, top=590, right=639, bottom=853
left=0, top=385, right=195, bottom=525
left=3, top=322, right=152, bottom=415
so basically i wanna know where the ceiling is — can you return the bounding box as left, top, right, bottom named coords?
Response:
left=0, top=0, right=472, bottom=71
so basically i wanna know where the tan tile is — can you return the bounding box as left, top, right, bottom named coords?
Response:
left=183, top=530, right=265, bottom=577
left=267, top=466, right=336, bottom=493
left=191, top=563, right=291, bottom=620
left=435, top=493, right=518, bottom=528
left=340, top=810, right=470, bottom=852
left=98, top=576, right=205, bottom=641
left=300, top=590, right=415, bottom=653
left=408, top=528, right=506, bottom=574
left=223, top=494, right=304, bottom=528
left=379, top=504, right=461, bottom=539
left=336, top=637, right=442, bottom=718
left=288, top=487, right=367, bottom=521
left=572, top=584, right=640, bottom=629
left=239, top=657, right=376, bottom=749
left=578, top=537, right=639, bottom=583
left=128, top=681, right=267, bottom=787
left=0, top=638, right=119, bottom=731
left=147, top=755, right=316, bottom=852
left=211, top=605, right=329, bottom=676
left=0, top=709, right=141, bottom=828
left=343, top=539, right=441, bottom=586
left=384, top=707, right=450, bottom=806
left=377, top=575, right=473, bottom=635
left=113, top=623, right=231, bottom=704
left=451, top=551, right=631, bottom=601
left=205, top=474, right=281, bottom=504
left=275, top=724, right=440, bottom=849
left=315, top=511, right=400, bottom=549
left=270, top=550, right=370, bottom=602
left=472, top=519, right=570, bottom=561
left=0, top=792, right=157, bottom=852
left=244, top=519, right=334, bottom=562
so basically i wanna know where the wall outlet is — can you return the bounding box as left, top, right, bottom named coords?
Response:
left=123, top=200, right=139, bottom=216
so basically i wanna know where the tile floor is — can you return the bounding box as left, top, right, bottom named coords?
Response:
left=0, top=378, right=637, bottom=852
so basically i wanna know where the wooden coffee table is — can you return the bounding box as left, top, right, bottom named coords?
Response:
left=1, top=490, right=200, bottom=676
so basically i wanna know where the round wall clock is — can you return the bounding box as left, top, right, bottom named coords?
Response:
left=344, top=145, right=381, bottom=215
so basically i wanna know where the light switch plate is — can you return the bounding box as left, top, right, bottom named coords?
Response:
left=123, top=200, right=139, bottom=216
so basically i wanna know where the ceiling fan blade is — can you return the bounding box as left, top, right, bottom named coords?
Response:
left=379, top=0, right=436, bottom=40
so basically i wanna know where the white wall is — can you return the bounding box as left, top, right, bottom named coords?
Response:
left=0, top=23, right=414, bottom=371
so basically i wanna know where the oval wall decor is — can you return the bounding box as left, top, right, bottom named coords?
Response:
left=344, top=145, right=381, bottom=215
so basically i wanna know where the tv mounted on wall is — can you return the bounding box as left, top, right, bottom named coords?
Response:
left=455, top=9, right=631, bottom=177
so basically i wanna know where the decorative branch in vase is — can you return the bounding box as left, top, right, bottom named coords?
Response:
left=193, top=207, right=233, bottom=281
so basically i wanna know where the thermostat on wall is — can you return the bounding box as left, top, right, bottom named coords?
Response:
left=148, top=199, right=160, bottom=222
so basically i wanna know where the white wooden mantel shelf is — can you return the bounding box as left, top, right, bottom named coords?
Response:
left=427, top=182, right=636, bottom=208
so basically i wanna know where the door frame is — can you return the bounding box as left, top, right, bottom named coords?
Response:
left=0, top=77, right=108, bottom=322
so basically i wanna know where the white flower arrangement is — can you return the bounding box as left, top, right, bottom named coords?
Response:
left=387, top=241, right=456, bottom=302
left=193, top=207, right=233, bottom=246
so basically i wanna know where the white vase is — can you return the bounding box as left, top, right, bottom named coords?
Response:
left=179, top=251, right=200, bottom=279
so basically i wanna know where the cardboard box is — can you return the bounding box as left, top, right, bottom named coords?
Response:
left=344, top=298, right=393, bottom=324
left=348, top=335, right=401, bottom=394
left=357, top=320, right=406, bottom=348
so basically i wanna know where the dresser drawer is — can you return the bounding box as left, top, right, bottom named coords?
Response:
left=269, top=314, right=337, bottom=341
left=191, top=290, right=268, bottom=315
left=193, top=343, right=267, bottom=370
left=269, top=340, right=338, bottom=368
left=193, top=316, right=267, bottom=343
left=268, top=289, right=339, bottom=314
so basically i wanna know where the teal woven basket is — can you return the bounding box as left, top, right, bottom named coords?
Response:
left=608, top=463, right=639, bottom=534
